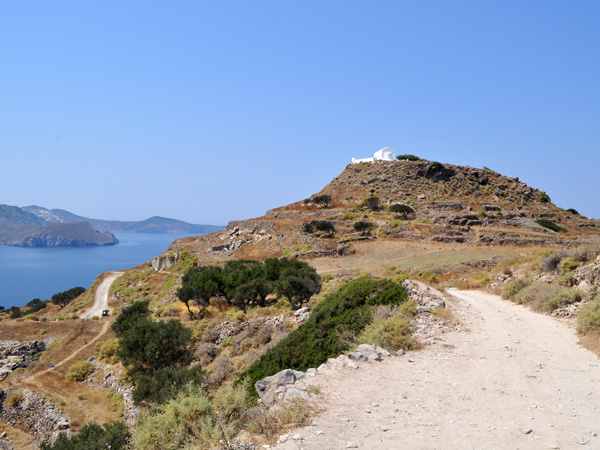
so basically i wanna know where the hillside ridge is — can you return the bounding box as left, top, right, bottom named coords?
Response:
left=169, top=160, right=600, bottom=265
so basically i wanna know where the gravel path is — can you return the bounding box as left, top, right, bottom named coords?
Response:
left=273, top=289, right=600, bottom=450
left=79, top=272, right=123, bottom=319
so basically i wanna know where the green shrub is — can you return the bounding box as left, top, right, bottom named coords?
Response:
left=578, top=296, right=600, bottom=334
left=540, top=193, right=551, bottom=203
left=536, top=219, right=567, bottom=233
left=107, top=389, right=124, bottom=416
left=357, top=301, right=418, bottom=351
left=396, top=154, right=421, bottom=161
left=353, top=221, right=375, bottom=233
left=5, top=391, right=23, bottom=407
left=66, top=361, right=95, bottom=382
left=542, top=288, right=583, bottom=312
left=360, top=196, right=381, bottom=211
left=132, top=383, right=251, bottom=450
left=566, top=208, right=580, bottom=215
left=501, top=278, right=532, bottom=300
left=133, top=365, right=204, bottom=405
left=98, top=338, right=121, bottom=364
left=388, top=204, right=414, bottom=218
left=40, top=422, right=130, bottom=450
left=514, top=282, right=558, bottom=311
left=559, top=257, right=580, bottom=273
left=240, top=277, right=408, bottom=396
left=117, top=318, right=192, bottom=374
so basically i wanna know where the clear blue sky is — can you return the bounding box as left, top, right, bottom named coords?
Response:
left=1, top=1, right=599, bottom=225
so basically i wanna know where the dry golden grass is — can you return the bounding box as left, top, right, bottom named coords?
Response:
left=579, top=330, right=600, bottom=357
left=3, top=319, right=122, bottom=433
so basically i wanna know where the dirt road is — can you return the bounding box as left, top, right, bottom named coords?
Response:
left=275, top=290, right=600, bottom=450
left=79, top=272, right=123, bottom=319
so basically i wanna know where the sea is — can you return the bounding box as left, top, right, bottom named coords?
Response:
left=0, top=233, right=201, bottom=309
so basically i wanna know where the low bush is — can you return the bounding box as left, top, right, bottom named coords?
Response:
left=240, top=277, right=408, bottom=395
left=536, top=219, right=567, bottom=233
left=542, top=288, right=583, bottom=312
left=578, top=296, right=600, bottom=335
left=357, top=300, right=419, bottom=351
left=98, top=338, right=120, bottom=364
left=107, top=389, right=124, bottom=416
left=514, top=282, right=558, bottom=311
left=541, top=251, right=566, bottom=273
left=132, top=382, right=251, bottom=450
left=501, top=278, right=532, bottom=300
left=540, top=193, right=551, bottom=203
left=66, top=361, right=95, bottom=382
left=133, top=365, right=204, bottom=405
left=5, top=391, right=23, bottom=407
left=40, top=422, right=131, bottom=450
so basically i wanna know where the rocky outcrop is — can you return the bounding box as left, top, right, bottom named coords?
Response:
left=150, top=253, right=178, bottom=270
left=574, top=255, right=600, bottom=290
left=0, top=390, right=69, bottom=444
left=0, top=338, right=60, bottom=381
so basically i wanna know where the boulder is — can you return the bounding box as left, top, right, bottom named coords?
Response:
left=255, top=369, right=306, bottom=407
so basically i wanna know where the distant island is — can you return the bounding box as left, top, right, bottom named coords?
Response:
left=0, top=204, right=223, bottom=248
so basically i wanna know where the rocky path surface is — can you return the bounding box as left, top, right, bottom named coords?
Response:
left=80, top=271, right=123, bottom=319
left=273, top=290, right=600, bottom=450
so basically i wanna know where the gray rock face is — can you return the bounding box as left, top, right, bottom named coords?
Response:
left=255, top=369, right=307, bottom=407
left=0, top=338, right=60, bottom=381
left=0, top=390, right=69, bottom=445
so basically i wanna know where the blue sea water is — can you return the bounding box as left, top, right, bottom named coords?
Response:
left=0, top=233, right=200, bottom=308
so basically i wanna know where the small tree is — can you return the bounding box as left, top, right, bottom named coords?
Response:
left=112, top=300, right=150, bottom=337
left=312, top=220, right=336, bottom=237
left=176, top=266, right=225, bottom=319
left=353, top=221, right=375, bottom=235
left=312, top=194, right=332, bottom=207
left=51, top=287, right=85, bottom=308
left=273, top=259, right=322, bottom=309
left=396, top=154, right=421, bottom=161
left=117, top=318, right=192, bottom=373
left=360, top=196, right=381, bottom=211
left=389, top=203, right=415, bottom=219
left=9, top=306, right=22, bottom=319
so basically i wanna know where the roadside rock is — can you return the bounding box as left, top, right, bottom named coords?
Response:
left=255, top=369, right=307, bottom=407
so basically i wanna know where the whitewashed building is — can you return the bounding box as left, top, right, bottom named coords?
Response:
left=352, top=147, right=396, bottom=164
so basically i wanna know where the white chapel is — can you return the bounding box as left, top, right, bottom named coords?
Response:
left=351, top=147, right=396, bottom=164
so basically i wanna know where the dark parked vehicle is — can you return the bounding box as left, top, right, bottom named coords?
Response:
left=102, top=310, right=110, bottom=317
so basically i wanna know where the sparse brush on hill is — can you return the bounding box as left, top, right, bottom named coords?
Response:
left=239, top=276, right=409, bottom=396
left=536, top=219, right=567, bottom=233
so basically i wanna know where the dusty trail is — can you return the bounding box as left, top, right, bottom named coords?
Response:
left=275, top=290, right=600, bottom=450
left=80, top=271, right=123, bottom=319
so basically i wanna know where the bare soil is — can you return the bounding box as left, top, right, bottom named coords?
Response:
left=274, top=290, right=600, bottom=450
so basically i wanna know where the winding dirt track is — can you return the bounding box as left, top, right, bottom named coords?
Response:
left=275, top=290, right=600, bottom=450
left=80, top=271, right=123, bottom=319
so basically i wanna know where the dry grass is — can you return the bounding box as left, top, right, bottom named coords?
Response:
left=3, top=319, right=122, bottom=433
left=579, top=330, right=600, bottom=357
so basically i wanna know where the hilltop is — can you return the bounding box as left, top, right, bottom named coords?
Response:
left=168, top=159, right=599, bottom=267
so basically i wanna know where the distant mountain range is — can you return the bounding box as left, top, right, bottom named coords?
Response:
left=0, top=205, right=223, bottom=247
